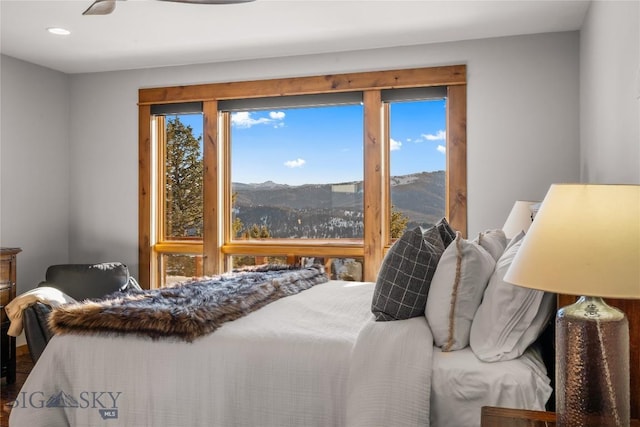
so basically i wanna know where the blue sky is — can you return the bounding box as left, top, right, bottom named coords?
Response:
left=177, top=99, right=446, bottom=186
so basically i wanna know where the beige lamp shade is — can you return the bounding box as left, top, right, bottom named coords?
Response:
left=502, top=200, right=539, bottom=239
left=504, top=184, right=640, bottom=299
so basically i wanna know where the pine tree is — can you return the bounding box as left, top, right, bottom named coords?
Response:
left=165, top=116, right=203, bottom=278
left=165, top=116, right=203, bottom=238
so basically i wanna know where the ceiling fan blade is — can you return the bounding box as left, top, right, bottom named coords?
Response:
left=82, top=0, right=252, bottom=15
left=158, top=0, right=255, bottom=4
left=83, top=0, right=117, bottom=15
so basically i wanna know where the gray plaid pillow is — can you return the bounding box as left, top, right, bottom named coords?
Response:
left=371, top=226, right=445, bottom=321
left=435, top=217, right=457, bottom=248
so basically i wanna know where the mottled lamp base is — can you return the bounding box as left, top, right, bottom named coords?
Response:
left=556, top=296, right=630, bottom=427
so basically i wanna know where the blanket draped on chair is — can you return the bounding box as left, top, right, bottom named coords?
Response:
left=49, top=264, right=329, bottom=342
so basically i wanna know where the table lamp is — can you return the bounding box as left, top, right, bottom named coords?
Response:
left=502, top=200, right=540, bottom=239
left=504, top=184, right=640, bottom=427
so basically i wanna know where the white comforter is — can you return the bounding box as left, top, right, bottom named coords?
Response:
left=10, top=280, right=434, bottom=427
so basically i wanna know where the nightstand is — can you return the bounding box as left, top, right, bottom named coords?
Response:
left=0, top=247, right=21, bottom=385
left=481, top=406, right=640, bottom=427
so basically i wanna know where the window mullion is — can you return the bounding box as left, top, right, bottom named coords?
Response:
left=203, top=100, right=221, bottom=275
left=362, top=90, right=384, bottom=282
left=151, top=115, right=167, bottom=288
left=156, top=115, right=167, bottom=243
left=382, top=102, right=391, bottom=248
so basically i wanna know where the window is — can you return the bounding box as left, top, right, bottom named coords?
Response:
left=225, top=97, right=364, bottom=241
left=149, top=103, right=205, bottom=282
left=385, top=88, right=448, bottom=239
left=163, top=114, right=204, bottom=240
left=139, top=66, right=467, bottom=288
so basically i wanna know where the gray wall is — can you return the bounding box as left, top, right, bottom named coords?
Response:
left=580, top=0, right=640, bottom=184
left=3, top=30, right=586, bottom=299
left=0, top=56, right=70, bottom=293
left=67, top=31, right=581, bottom=280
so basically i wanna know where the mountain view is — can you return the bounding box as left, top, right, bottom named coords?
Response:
left=232, top=170, right=445, bottom=239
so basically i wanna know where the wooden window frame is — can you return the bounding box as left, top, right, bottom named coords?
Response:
left=139, top=65, right=467, bottom=289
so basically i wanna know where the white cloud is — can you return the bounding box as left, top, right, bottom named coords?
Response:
left=423, top=130, right=446, bottom=141
left=231, top=112, right=268, bottom=128
left=437, top=145, right=446, bottom=154
left=231, top=111, right=285, bottom=128
left=284, top=158, right=306, bottom=168
left=390, top=138, right=402, bottom=151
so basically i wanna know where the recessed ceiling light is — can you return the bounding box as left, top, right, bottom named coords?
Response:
left=47, top=27, right=71, bottom=36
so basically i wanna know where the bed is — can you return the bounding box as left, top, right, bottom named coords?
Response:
left=9, top=222, right=556, bottom=427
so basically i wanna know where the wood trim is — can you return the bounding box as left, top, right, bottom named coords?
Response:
left=138, top=104, right=152, bottom=289
left=446, top=84, right=467, bottom=238
left=139, top=65, right=466, bottom=104
left=221, top=112, right=233, bottom=272
left=558, top=295, right=640, bottom=419
left=153, top=117, right=169, bottom=288
left=202, top=100, right=220, bottom=275
left=153, top=242, right=204, bottom=255
left=221, top=242, right=363, bottom=258
left=363, top=90, right=384, bottom=282
left=481, top=406, right=640, bottom=427
left=382, top=103, right=391, bottom=248
left=481, top=406, right=556, bottom=426
left=156, top=116, right=167, bottom=244
left=139, top=65, right=467, bottom=286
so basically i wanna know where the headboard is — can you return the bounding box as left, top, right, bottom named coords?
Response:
left=558, top=295, right=640, bottom=419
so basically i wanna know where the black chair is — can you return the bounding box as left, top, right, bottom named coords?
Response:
left=22, top=262, right=141, bottom=363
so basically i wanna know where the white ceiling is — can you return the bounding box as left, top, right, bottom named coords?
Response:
left=0, top=0, right=591, bottom=74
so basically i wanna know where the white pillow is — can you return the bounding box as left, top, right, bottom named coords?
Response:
left=504, top=230, right=525, bottom=252
left=470, top=236, right=555, bottom=362
left=474, top=229, right=507, bottom=261
left=426, top=232, right=496, bottom=351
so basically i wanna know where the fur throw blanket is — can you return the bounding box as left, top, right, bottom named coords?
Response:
left=49, top=264, right=329, bottom=342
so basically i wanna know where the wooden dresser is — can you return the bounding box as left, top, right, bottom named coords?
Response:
left=481, top=406, right=640, bottom=426
left=1, top=247, right=21, bottom=384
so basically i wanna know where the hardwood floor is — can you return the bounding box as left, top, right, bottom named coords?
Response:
left=1, top=350, right=34, bottom=427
